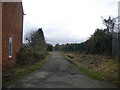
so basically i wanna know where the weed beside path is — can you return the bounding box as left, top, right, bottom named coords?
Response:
left=3, top=52, right=52, bottom=86
left=60, top=52, right=119, bottom=86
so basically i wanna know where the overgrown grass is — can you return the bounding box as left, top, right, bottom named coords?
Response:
left=60, top=52, right=119, bottom=86
left=3, top=52, right=52, bottom=86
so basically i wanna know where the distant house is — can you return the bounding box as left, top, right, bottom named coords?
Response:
left=0, top=0, right=24, bottom=70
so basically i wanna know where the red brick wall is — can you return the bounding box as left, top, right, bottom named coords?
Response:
left=2, top=2, right=23, bottom=70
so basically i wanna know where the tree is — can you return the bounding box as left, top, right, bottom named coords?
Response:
left=18, top=28, right=48, bottom=65
left=54, top=44, right=60, bottom=51
left=102, top=16, right=115, bottom=33
left=25, top=29, right=36, bottom=45
left=46, top=43, right=53, bottom=52
left=25, top=28, right=47, bottom=51
left=31, top=28, right=46, bottom=47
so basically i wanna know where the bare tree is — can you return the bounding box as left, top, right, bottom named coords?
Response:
left=101, top=16, right=115, bottom=33
left=25, top=29, right=37, bottom=45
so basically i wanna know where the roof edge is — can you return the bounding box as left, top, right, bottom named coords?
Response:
left=0, top=0, right=22, bottom=2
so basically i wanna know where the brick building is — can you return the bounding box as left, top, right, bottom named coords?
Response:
left=0, top=0, right=24, bottom=70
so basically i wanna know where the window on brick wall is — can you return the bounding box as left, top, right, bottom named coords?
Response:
left=8, top=37, right=13, bottom=58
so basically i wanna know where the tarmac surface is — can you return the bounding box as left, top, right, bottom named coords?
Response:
left=4, top=51, right=117, bottom=88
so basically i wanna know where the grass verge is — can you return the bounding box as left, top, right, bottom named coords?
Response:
left=60, top=52, right=119, bottom=86
left=3, top=52, right=52, bottom=86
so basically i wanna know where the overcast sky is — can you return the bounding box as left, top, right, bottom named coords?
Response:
left=22, top=0, right=119, bottom=45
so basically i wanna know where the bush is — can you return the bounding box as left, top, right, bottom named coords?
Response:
left=17, top=47, right=46, bottom=65
left=33, top=50, right=45, bottom=60
left=46, top=43, right=53, bottom=52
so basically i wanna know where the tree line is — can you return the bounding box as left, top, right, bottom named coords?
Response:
left=55, top=16, right=116, bottom=56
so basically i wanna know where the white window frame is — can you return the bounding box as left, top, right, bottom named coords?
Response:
left=8, top=37, right=13, bottom=58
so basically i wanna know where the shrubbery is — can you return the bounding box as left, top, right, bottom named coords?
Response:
left=46, top=43, right=53, bottom=52
left=55, top=17, right=116, bottom=56
left=17, top=47, right=46, bottom=65
left=17, top=28, right=49, bottom=66
left=55, top=29, right=112, bottom=56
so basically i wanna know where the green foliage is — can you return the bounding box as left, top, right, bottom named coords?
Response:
left=17, top=47, right=46, bottom=65
left=33, top=49, right=45, bottom=60
left=18, top=28, right=49, bottom=66
left=55, top=16, right=115, bottom=56
left=31, top=28, right=46, bottom=48
left=17, top=47, right=33, bottom=65
left=56, top=29, right=112, bottom=56
left=3, top=53, right=51, bottom=85
left=46, top=43, right=53, bottom=52
left=54, top=44, right=59, bottom=50
left=62, top=52, right=119, bottom=85
left=84, top=29, right=112, bottom=55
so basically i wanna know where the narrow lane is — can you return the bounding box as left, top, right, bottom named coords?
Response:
left=4, top=51, right=117, bottom=88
